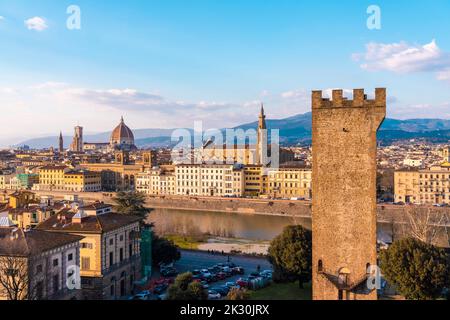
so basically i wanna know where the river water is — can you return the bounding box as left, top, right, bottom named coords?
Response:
left=148, top=208, right=394, bottom=243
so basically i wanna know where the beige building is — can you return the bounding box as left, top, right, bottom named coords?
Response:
left=243, top=165, right=264, bottom=197
left=136, top=166, right=176, bottom=195
left=395, top=164, right=450, bottom=205
left=175, top=164, right=244, bottom=197
left=265, top=168, right=312, bottom=199
left=0, top=226, right=82, bottom=300
left=36, top=203, right=142, bottom=300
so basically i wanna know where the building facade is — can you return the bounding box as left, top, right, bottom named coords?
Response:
left=265, top=168, right=312, bottom=199
left=0, top=227, right=82, bottom=300
left=36, top=203, right=142, bottom=300
left=64, top=170, right=102, bottom=192
left=175, top=164, right=244, bottom=197
left=394, top=164, right=450, bottom=205
left=38, top=165, right=69, bottom=191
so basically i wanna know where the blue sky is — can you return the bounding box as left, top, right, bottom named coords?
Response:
left=0, top=0, right=450, bottom=144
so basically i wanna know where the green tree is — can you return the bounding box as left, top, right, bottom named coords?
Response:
left=152, top=235, right=181, bottom=266
left=112, top=191, right=151, bottom=219
left=268, top=225, right=312, bottom=288
left=227, top=287, right=250, bottom=300
left=167, top=272, right=207, bottom=300
left=380, top=238, right=449, bottom=300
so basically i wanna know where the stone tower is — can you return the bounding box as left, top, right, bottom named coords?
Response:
left=312, top=88, right=386, bottom=300
left=70, top=126, right=83, bottom=152
left=256, top=103, right=267, bottom=165
left=59, top=131, right=64, bottom=153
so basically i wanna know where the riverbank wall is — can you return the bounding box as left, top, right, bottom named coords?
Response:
left=145, top=196, right=450, bottom=225
left=10, top=190, right=449, bottom=225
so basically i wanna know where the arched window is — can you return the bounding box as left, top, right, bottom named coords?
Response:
left=366, top=263, right=371, bottom=274
left=318, top=260, right=323, bottom=273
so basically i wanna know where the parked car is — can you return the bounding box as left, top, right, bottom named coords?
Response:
left=236, top=278, right=249, bottom=288
left=208, top=290, right=221, bottom=300
left=201, top=269, right=212, bottom=277
left=212, top=286, right=229, bottom=296
left=192, top=269, right=201, bottom=276
left=161, top=267, right=178, bottom=277
left=232, top=267, right=245, bottom=275
left=225, top=282, right=236, bottom=288
left=260, top=270, right=273, bottom=279
left=216, top=272, right=227, bottom=280
left=153, top=284, right=168, bottom=295
left=129, top=291, right=151, bottom=301
left=201, top=281, right=209, bottom=289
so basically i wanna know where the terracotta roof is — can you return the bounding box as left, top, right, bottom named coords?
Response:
left=110, top=117, right=135, bottom=144
left=80, top=203, right=111, bottom=211
left=36, top=212, right=142, bottom=234
left=0, top=228, right=83, bottom=257
left=39, top=165, right=68, bottom=171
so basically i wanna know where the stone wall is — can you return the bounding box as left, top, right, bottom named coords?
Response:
left=311, top=88, right=386, bottom=300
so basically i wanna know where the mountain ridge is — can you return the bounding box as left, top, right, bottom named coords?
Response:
left=12, top=113, right=450, bottom=149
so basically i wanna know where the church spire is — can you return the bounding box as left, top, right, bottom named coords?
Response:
left=58, top=131, right=64, bottom=153
left=258, top=103, right=266, bottom=130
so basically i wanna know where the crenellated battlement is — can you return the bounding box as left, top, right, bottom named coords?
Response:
left=312, top=88, right=386, bottom=109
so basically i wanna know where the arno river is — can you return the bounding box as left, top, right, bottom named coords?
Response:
left=148, top=208, right=394, bottom=243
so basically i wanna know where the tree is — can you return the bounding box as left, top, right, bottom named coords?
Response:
left=403, top=206, right=448, bottom=246
left=0, top=256, right=44, bottom=300
left=152, top=235, right=181, bottom=266
left=167, top=272, right=207, bottom=300
left=227, top=287, right=250, bottom=300
left=380, top=238, right=449, bottom=300
left=267, top=225, right=312, bottom=288
left=112, top=191, right=151, bottom=220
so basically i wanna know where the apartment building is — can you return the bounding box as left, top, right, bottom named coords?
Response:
left=0, top=226, right=82, bottom=300
left=394, top=164, right=450, bottom=204
left=64, top=170, right=102, bottom=192
left=175, top=164, right=244, bottom=197
left=136, top=167, right=176, bottom=195
left=265, top=168, right=312, bottom=199
left=36, top=203, right=142, bottom=300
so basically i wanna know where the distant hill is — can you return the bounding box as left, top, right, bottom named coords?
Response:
left=14, top=113, right=450, bottom=149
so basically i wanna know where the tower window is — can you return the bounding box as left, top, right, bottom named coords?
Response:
left=318, top=260, right=323, bottom=273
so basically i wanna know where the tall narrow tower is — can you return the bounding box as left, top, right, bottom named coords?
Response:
left=70, top=126, right=84, bottom=152
left=256, top=103, right=267, bottom=165
left=312, top=88, right=386, bottom=300
left=59, top=131, right=64, bottom=153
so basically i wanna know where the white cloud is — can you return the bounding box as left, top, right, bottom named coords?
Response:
left=0, top=16, right=4, bottom=21
left=353, top=40, right=450, bottom=82
left=24, top=16, right=48, bottom=31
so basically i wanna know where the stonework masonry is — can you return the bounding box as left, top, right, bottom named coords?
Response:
left=312, top=88, right=386, bottom=300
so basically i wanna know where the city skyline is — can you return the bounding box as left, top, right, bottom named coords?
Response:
left=1, top=0, right=450, bottom=144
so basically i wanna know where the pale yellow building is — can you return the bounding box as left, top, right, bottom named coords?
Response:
left=395, top=164, right=450, bottom=204
left=265, top=168, right=312, bottom=199
left=136, top=166, right=176, bottom=195
left=243, top=165, right=264, bottom=197
left=64, top=170, right=102, bottom=192
left=38, top=165, right=69, bottom=191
